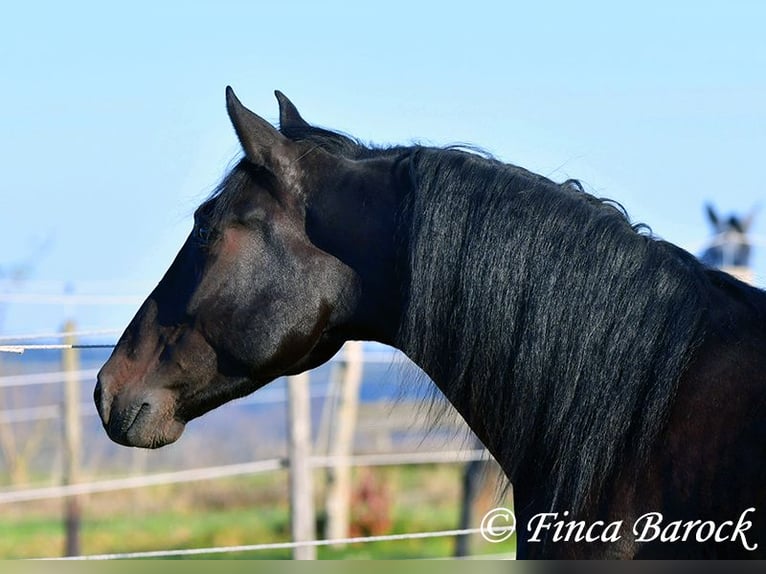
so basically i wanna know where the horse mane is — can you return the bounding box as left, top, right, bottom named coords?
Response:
left=396, top=148, right=717, bottom=513
left=281, top=122, right=716, bottom=513
left=280, top=124, right=389, bottom=159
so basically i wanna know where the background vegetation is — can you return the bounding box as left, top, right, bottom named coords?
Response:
left=0, top=464, right=514, bottom=559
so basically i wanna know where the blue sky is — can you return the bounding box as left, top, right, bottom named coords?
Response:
left=1, top=1, right=765, bottom=337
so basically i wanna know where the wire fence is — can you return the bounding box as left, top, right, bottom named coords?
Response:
left=0, top=328, right=123, bottom=342
left=44, top=527, right=497, bottom=561
left=0, top=450, right=490, bottom=504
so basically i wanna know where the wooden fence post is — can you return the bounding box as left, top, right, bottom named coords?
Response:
left=61, top=320, right=82, bottom=557
left=287, top=371, right=316, bottom=559
left=324, top=341, right=363, bottom=544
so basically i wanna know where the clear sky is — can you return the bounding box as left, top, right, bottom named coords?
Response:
left=1, top=1, right=765, bottom=337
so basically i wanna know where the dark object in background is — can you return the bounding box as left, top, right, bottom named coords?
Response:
left=699, top=203, right=757, bottom=269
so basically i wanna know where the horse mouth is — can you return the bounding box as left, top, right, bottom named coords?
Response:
left=106, top=398, right=186, bottom=449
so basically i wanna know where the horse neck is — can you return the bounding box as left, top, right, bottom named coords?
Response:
left=304, top=155, right=409, bottom=343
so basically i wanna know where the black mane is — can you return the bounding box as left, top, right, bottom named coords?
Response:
left=398, top=147, right=716, bottom=513
left=281, top=124, right=387, bottom=159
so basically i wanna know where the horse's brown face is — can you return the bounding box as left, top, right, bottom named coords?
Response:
left=94, top=89, right=365, bottom=448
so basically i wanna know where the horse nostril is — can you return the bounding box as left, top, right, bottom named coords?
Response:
left=94, top=378, right=112, bottom=425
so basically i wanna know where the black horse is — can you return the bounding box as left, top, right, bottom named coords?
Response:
left=95, top=89, right=766, bottom=559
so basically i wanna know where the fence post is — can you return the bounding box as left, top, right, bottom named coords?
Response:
left=287, top=371, right=316, bottom=559
left=324, top=341, right=363, bottom=544
left=61, top=320, right=82, bottom=557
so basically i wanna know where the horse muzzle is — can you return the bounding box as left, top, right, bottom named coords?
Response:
left=94, top=374, right=186, bottom=449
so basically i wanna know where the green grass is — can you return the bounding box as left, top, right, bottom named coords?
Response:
left=0, top=465, right=515, bottom=560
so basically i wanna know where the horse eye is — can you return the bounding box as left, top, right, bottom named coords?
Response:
left=194, top=225, right=215, bottom=246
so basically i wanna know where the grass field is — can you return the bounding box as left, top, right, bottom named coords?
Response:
left=0, top=464, right=515, bottom=559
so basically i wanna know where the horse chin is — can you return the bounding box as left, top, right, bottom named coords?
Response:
left=124, top=413, right=186, bottom=449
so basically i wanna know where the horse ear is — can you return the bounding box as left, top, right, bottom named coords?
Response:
left=705, top=203, right=720, bottom=229
left=729, top=216, right=745, bottom=234
left=275, top=90, right=310, bottom=131
left=225, top=86, right=288, bottom=167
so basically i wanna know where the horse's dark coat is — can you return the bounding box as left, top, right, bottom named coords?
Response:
left=96, top=89, right=766, bottom=558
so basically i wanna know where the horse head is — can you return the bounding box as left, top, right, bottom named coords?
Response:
left=700, top=203, right=756, bottom=268
left=95, top=88, right=403, bottom=448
